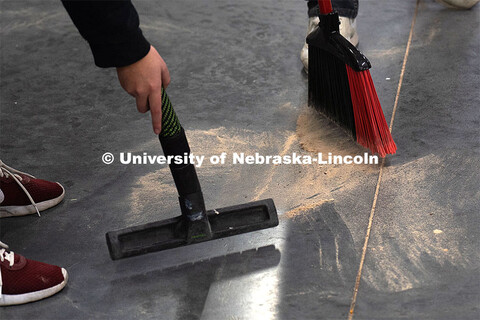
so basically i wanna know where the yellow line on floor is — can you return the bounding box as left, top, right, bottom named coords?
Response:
left=347, top=1, right=421, bottom=319
left=388, top=2, right=419, bottom=131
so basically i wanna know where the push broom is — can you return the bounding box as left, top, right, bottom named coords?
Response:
left=307, top=0, right=396, bottom=157
left=106, top=89, right=278, bottom=260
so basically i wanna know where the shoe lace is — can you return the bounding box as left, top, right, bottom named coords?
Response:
left=0, top=241, right=15, bottom=267
left=0, top=160, right=40, bottom=216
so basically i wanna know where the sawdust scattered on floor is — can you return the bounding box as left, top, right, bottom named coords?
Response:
left=284, top=199, right=335, bottom=218
left=127, top=111, right=375, bottom=221
left=295, top=107, right=364, bottom=155
left=252, top=133, right=297, bottom=201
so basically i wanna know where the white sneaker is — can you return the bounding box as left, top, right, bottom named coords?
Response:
left=339, top=17, right=359, bottom=48
left=301, top=16, right=359, bottom=72
left=437, top=0, right=479, bottom=9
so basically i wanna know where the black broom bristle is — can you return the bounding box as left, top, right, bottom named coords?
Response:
left=308, top=44, right=356, bottom=138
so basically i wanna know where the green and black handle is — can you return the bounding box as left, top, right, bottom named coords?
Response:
left=158, top=89, right=212, bottom=242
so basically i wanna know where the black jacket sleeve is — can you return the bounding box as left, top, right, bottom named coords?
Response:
left=62, top=0, right=150, bottom=68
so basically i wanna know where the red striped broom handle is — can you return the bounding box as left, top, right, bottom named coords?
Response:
left=318, top=0, right=333, bottom=14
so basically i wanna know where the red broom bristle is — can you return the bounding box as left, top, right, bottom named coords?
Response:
left=346, top=65, right=397, bottom=157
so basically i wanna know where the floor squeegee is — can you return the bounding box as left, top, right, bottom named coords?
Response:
left=106, top=90, right=278, bottom=260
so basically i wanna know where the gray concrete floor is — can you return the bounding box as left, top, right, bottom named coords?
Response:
left=1, top=0, right=479, bottom=319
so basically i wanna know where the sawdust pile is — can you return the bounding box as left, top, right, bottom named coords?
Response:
left=295, top=107, right=363, bottom=155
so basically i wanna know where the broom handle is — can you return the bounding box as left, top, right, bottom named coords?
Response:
left=318, top=0, right=333, bottom=14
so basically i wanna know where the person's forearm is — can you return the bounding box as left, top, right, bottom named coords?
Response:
left=62, top=0, right=150, bottom=67
left=63, top=0, right=170, bottom=135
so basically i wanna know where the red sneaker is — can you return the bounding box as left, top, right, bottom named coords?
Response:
left=0, top=241, right=68, bottom=306
left=0, top=160, right=65, bottom=218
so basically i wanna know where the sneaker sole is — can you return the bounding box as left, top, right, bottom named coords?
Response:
left=0, top=268, right=68, bottom=306
left=0, top=183, right=65, bottom=218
